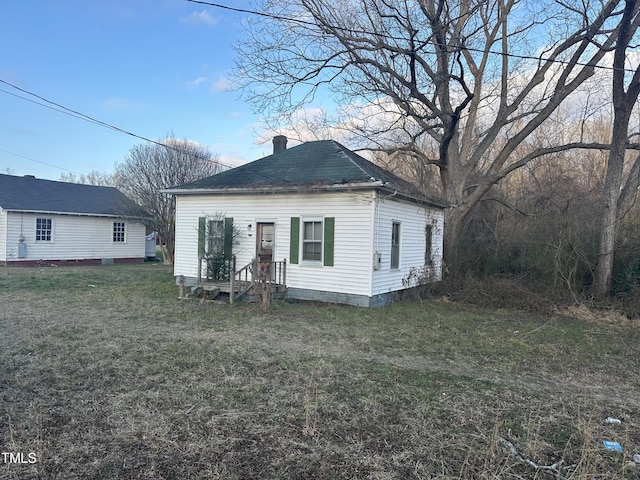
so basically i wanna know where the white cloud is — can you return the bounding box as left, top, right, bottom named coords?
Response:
left=211, top=76, right=234, bottom=92
left=184, top=76, right=208, bottom=89
left=219, top=154, right=249, bottom=168
left=254, top=106, right=357, bottom=147
left=180, top=9, right=219, bottom=27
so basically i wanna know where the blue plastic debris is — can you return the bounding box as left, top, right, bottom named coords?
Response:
left=603, top=440, right=623, bottom=452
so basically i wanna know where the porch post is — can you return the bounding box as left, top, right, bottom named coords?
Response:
left=282, top=258, right=286, bottom=286
left=230, top=255, right=236, bottom=305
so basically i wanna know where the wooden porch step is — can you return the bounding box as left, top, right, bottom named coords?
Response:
left=199, top=281, right=232, bottom=294
left=194, top=281, right=286, bottom=303
left=193, top=284, right=221, bottom=300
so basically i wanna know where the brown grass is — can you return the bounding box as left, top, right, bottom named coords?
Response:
left=0, top=264, right=639, bottom=479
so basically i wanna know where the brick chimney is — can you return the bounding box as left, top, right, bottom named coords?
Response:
left=272, top=135, right=287, bottom=154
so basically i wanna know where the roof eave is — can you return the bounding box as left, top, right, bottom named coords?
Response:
left=376, top=185, right=450, bottom=209
left=2, top=208, right=151, bottom=220
left=163, top=181, right=386, bottom=195
left=164, top=181, right=448, bottom=209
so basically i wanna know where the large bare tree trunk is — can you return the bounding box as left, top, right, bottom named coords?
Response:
left=593, top=134, right=627, bottom=297
left=443, top=197, right=477, bottom=276
left=592, top=0, right=640, bottom=299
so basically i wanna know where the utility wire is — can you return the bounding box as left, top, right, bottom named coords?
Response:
left=0, top=78, right=292, bottom=184
left=0, top=148, right=84, bottom=175
left=186, top=0, right=318, bottom=26
left=0, top=88, right=111, bottom=127
left=189, top=0, right=639, bottom=74
left=3, top=1, right=632, bottom=181
left=0, top=79, right=234, bottom=170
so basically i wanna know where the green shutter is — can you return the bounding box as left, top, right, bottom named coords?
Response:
left=290, top=217, right=300, bottom=264
left=224, top=217, right=234, bottom=259
left=198, top=217, right=206, bottom=257
left=323, top=217, right=335, bottom=267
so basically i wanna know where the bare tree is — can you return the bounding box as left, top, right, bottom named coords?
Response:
left=235, top=0, right=627, bottom=270
left=114, top=133, right=223, bottom=265
left=59, top=170, right=116, bottom=186
left=593, top=0, right=640, bottom=299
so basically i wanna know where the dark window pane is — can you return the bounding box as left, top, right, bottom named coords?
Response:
left=391, top=222, right=400, bottom=269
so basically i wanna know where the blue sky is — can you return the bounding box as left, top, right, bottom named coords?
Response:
left=0, top=0, right=280, bottom=180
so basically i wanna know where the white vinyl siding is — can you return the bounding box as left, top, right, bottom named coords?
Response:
left=173, top=189, right=444, bottom=303
left=174, top=191, right=375, bottom=297
left=371, top=195, right=444, bottom=295
left=0, top=209, right=6, bottom=261
left=3, top=212, right=146, bottom=262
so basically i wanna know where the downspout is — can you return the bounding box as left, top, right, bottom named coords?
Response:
left=375, top=191, right=380, bottom=253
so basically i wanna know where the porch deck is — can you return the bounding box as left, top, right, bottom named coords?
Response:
left=196, top=256, right=287, bottom=304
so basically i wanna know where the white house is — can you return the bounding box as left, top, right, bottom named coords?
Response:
left=167, top=137, right=446, bottom=307
left=0, top=174, right=149, bottom=266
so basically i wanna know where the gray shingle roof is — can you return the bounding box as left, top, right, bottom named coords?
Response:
left=0, top=174, right=148, bottom=217
left=170, top=140, right=443, bottom=206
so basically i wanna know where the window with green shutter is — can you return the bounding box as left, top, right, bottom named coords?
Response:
left=303, top=220, right=323, bottom=262
left=323, top=217, right=334, bottom=267
left=290, top=216, right=334, bottom=266
left=207, top=219, right=224, bottom=256
left=199, top=216, right=234, bottom=259
left=200, top=216, right=234, bottom=281
left=198, top=217, right=206, bottom=257
left=224, top=217, right=234, bottom=259
left=290, top=217, right=300, bottom=264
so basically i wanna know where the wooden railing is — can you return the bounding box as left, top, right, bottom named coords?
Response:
left=230, top=258, right=253, bottom=304
left=230, top=257, right=287, bottom=305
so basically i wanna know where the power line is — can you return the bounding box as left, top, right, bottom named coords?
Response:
left=0, top=88, right=111, bottom=127
left=189, top=0, right=638, bottom=75
left=0, top=79, right=236, bottom=170
left=186, top=0, right=318, bottom=26
left=0, top=78, right=292, bottom=184
left=0, top=148, right=84, bottom=175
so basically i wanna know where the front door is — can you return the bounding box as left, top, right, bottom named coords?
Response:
left=256, top=223, right=275, bottom=279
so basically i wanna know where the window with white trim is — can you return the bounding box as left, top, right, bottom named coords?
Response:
left=425, top=225, right=433, bottom=265
left=113, top=222, right=126, bottom=242
left=36, top=218, right=52, bottom=242
left=391, top=222, right=400, bottom=269
left=207, top=219, right=224, bottom=256
left=302, top=220, right=322, bottom=262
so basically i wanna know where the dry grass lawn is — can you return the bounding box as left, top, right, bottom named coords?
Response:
left=1, top=263, right=639, bottom=479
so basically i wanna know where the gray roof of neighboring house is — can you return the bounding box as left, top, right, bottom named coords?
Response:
left=169, top=140, right=446, bottom=207
left=0, top=174, right=148, bottom=218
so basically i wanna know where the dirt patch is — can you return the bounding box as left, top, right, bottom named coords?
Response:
left=563, top=303, right=640, bottom=326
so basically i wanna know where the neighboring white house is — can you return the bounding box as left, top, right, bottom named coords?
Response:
left=166, top=137, right=446, bottom=307
left=0, top=174, right=149, bottom=266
